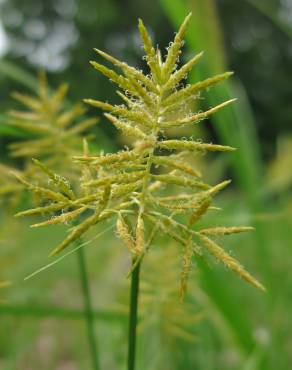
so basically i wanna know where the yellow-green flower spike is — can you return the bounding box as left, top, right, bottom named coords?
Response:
left=198, top=234, right=266, bottom=291
left=162, top=12, right=192, bottom=82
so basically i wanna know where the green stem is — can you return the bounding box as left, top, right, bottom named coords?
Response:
left=127, top=259, right=141, bottom=370
left=76, top=246, right=100, bottom=370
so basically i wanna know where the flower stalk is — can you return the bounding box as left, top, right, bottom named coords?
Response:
left=127, top=259, right=141, bottom=370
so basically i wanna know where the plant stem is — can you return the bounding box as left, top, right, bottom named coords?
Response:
left=76, top=246, right=100, bottom=370
left=127, top=258, right=141, bottom=370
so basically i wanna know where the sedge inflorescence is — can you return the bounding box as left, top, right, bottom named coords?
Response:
left=7, top=72, right=97, bottom=162
left=16, top=13, right=265, bottom=295
left=0, top=73, right=97, bottom=205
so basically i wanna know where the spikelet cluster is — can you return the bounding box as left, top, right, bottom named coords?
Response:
left=7, top=72, right=97, bottom=162
left=0, top=73, right=97, bottom=205
left=16, top=14, right=265, bottom=294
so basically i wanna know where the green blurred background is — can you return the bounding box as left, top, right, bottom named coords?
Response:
left=0, top=0, right=291, bottom=369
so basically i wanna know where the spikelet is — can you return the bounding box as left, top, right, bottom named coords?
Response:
left=161, top=99, right=236, bottom=127
left=94, top=48, right=159, bottom=94
left=32, top=159, right=75, bottom=200
left=150, top=173, right=209, bottom=190
left=162, top=12, right=192, bottom=81
left=163, top=52, right=204, bottom=92
left=198, top=234, right=265, bottom=291
left=89, top=61, right=132, bottom=92
left=31, top=207, right=86, bottom=228
left=180, top=240, right=194, bottom=299
left=11, top=172, right=69, bottom=202
left=116, top=213, right=135, bottom=252
left=73, top=150, right=139, bottom=166
left=188, top=193, right=212, bottom=225
left=158, top=140, right=235, bottom=152
left=162, top=72, right=233, bottom=108
left=49, top=184, right=111, bottom=256
left=84, top=171, right=146, bottom=187
left=200, top=226, right=254, bottom=236
left=15, top=202, right=68, bottom=217
left=138, top=19, right=161, bottom=82
left=84, top=99, right=152, bottom=127
left=104, top=114, right=146, bottom=139
left=135, top=213, right=145, bottom=255
left=152, top=156, right=201, bottom=178
left=16, top=14, right=264, bottom=293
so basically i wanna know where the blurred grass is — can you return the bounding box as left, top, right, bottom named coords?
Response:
left=0, top=60, right=37, bottom=138
left=0, top=59, right=38, bottom=91
left=0, top=303, right=125, bottom=321
left=246, top=0, right=292, bottom=39
left=160, top=0, right=263, bottom=206
left=0, top=60, right=115, bottom=150
left=0, top=113, right=29, bottom=137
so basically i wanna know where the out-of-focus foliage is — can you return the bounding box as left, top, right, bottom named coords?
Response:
left=7, top=72, right=96, bottom=162
left=266, top=134, right=292, bottom=194
left=0, top=74, right=97, bottom=206
left=218, top=0, right=292, bottom=159
left=139, top=245, right=201, bottom=343
left=0, top=280, right=10, bottom=303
